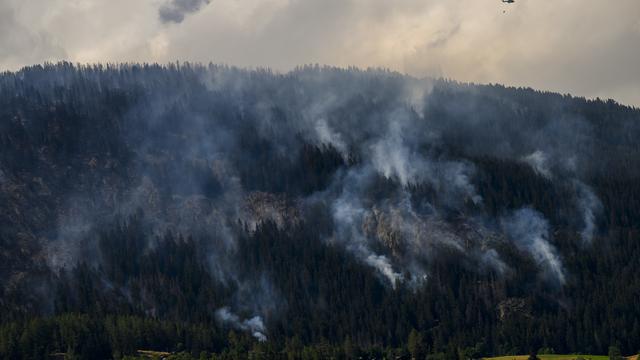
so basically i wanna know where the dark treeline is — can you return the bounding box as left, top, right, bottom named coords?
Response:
left=1, top=63, right=640, bottom=359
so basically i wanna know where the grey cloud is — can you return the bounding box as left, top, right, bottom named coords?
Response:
left=159, top=0, right=211, bottom=24
left=1, top=1, right=639, bottom=105
left=0, top=1, right=66, bottom=69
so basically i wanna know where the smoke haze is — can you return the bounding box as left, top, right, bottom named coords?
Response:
left=0, top=1, right=638, bottom=106
left=2, top=64, right=639, bottom=347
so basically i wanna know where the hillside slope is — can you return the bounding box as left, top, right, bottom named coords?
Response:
left=1, top=63, right=640, bottom=358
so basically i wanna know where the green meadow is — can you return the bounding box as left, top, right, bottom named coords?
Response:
left=485, top=355, right=636, bottom=360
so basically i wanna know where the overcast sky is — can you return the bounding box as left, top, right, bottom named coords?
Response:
left=1, top=0, right=639, bottom=106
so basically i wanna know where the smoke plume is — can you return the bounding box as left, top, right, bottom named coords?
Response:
left=215, top=307, right=267, bottom=342
left=159, top=0, right=211, bottom=24
left=574, top=180, right=602, bottom=245
left=0, top=64, right=623, bottom=307
left=501, top=208, right=566, bottom=285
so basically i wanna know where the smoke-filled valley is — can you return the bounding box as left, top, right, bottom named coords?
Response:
left=1, top=63, right=640, bottom=359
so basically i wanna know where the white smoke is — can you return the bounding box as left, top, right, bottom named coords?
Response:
left=364, top=252, right=404, bottom=287
left=314, top=118, right=348, bottom=155
left=439, top=160, right=483, bottom=206
left=478, top=248, right=509, bottom=276
left=574, top=180, right=602, bottom=245
left=45, top=196, right=97, bottom=271
left=501, top=208, right=566, bottom=285
left=404, top=78, right=434, bottom=116
left=370, top=113, right=421, bottom=186
left=521, top=150, right=602, bottom=246
left=29, top=65, right=612, bottom=297
left=522, top=150, right=552, bottom=179
left=331, top=186, right=403, bottom=287
left=327, top=167, right=494, bottom=288
left=215, top=307, right=267, bottom=342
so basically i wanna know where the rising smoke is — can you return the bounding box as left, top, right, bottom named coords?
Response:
left=215, top=307, right=267, bottom=342
left=44, top=66, right=604, bottom=282
left=501, top=208, right=566, bottom=285
left=4, top=64, right=617, bottom=338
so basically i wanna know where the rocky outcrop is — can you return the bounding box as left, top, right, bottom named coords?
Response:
left=243, top=192, right=301, bottom=231
left=497, top=297, right=532, bottom=321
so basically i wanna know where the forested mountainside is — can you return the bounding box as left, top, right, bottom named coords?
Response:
left=1, top=63, right=640, bottom=359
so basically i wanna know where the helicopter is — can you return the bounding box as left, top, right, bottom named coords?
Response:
left=502, top=0, right=515, bottom=12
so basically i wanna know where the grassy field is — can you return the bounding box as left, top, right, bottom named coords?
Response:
left=137, top=350, right=173, bottom=359
left=485, top=355, right=637, bottom=360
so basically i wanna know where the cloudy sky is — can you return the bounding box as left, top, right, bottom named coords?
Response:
left=1, top=0, right=639, bottom=106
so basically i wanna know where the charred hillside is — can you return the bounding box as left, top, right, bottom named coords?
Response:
left=1, top=63, right=640, bottom=358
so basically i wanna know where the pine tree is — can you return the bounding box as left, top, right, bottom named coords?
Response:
left=609, top=345, right=622, bottom=360
left=408, top=329, right=424, bottom=360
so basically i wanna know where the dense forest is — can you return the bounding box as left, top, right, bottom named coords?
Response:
left=1, top=63, right=640, bottom=359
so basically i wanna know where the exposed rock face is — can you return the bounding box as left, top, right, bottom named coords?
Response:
left=243, top=192, right=301, bottom=231
left=362, top=203, right=497, bottom=257
left=362, top=206, right=404, bottom=256
left=360, top=201, right=511, bottom=281
left=497, top=297, right=531, bottom=321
